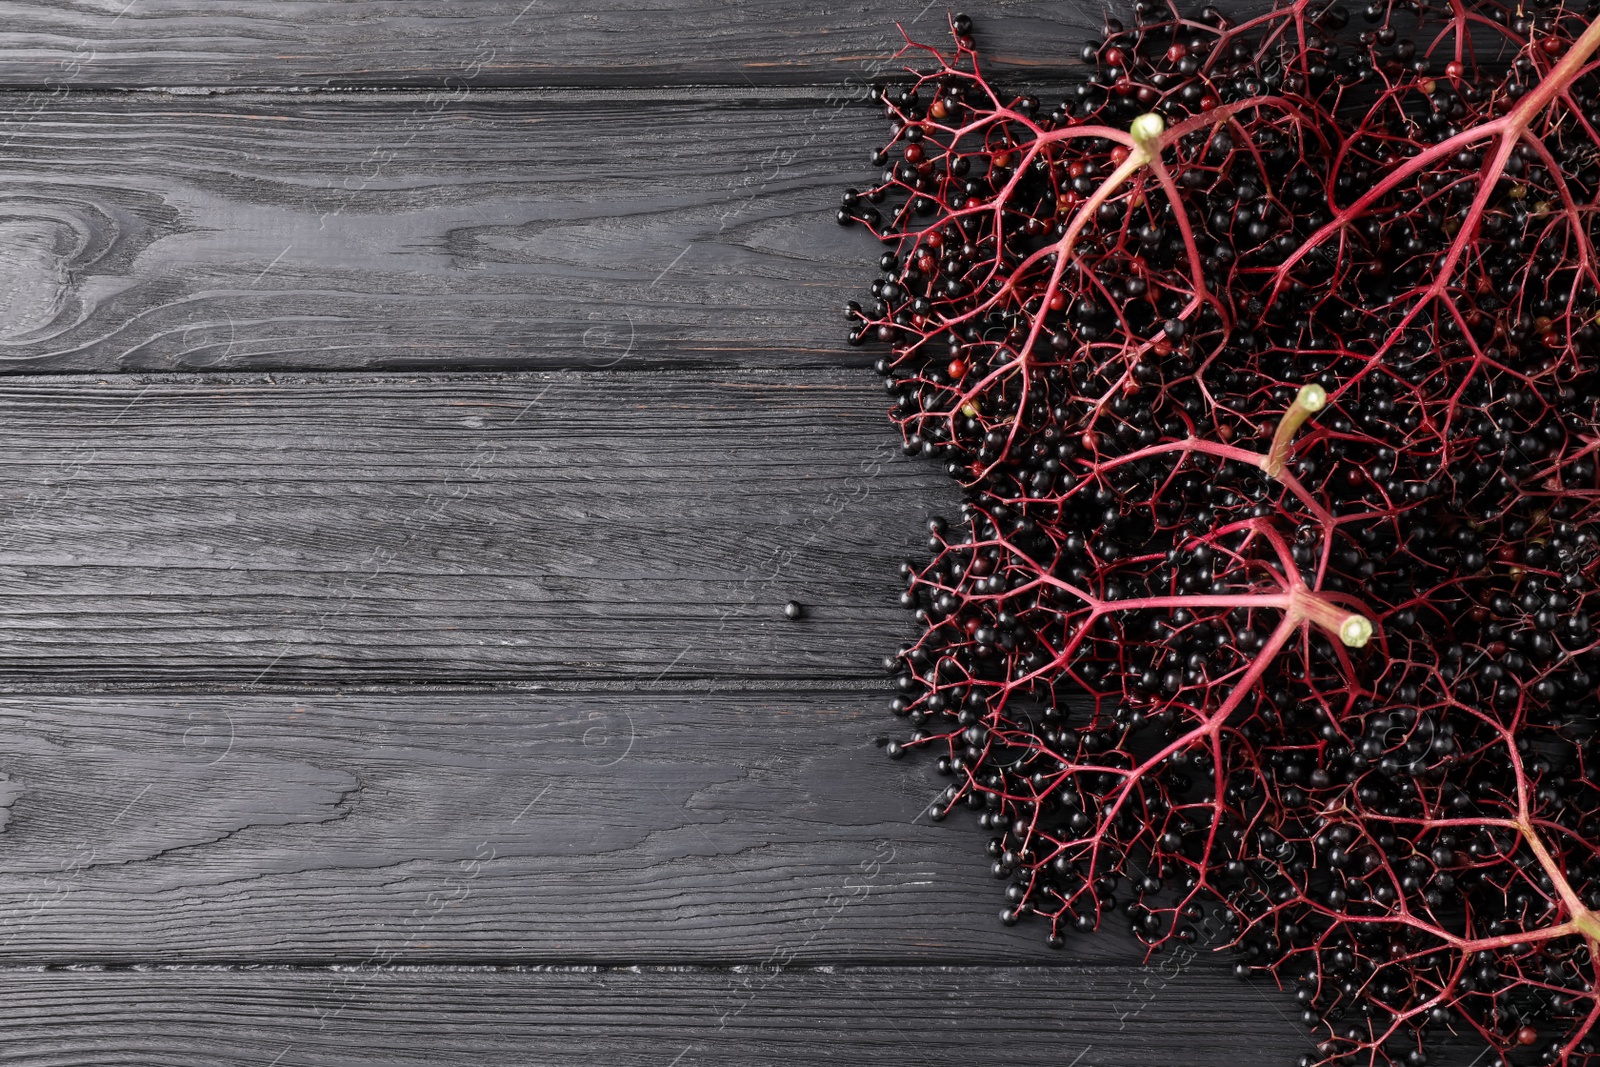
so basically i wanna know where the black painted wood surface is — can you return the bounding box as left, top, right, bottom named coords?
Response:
left=0, top=690, right=1149, bottom=964
left=0, top=1, right=1336, bottom=1063
left=0, top=93, right=890, bottom=374
left=0, top=967, right=1311, bottom=1066
left=0, top=371, right=950, bottom=685
left=0, top=2, right=1094, bottom=88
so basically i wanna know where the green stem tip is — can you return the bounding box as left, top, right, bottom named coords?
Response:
left=1263, top=383, right=1329, bottom=479
left=1295, top=383, right=1327, bottom=413
left=1129, top=112, right=1166, bottom=157
left=1339, top=614, right=1374, bottom=649
left=1288, top=587, right=1376, bottom=650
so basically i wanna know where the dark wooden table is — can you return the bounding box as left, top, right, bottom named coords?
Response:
left=0, top=3, right=1322, bottom=1062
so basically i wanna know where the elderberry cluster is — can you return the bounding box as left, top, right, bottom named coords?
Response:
left=844, top=1, right=1600, bottom=1064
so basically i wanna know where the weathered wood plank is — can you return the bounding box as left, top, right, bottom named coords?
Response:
left=0, top=2, right=1099, bottom=89
left=0, top=966, right=1315, bottom=1066
left=0, top=691, right=1118, bottom=964
left=0, top=92, right=892, bottom=374
left=0, top=370, right=949, bottom=686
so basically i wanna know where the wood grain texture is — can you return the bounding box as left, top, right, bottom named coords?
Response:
left=0, top=966, right=1317, bottom=1066
left=0, top=370, right=954, bottom=686
left=0, top=691, right=1119, bottom=965
left=0, top=92, right=892, bottom=374
left=0, top=1, right=1100, bottom=89
left=0, top=6, right=1340, bottom=1059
